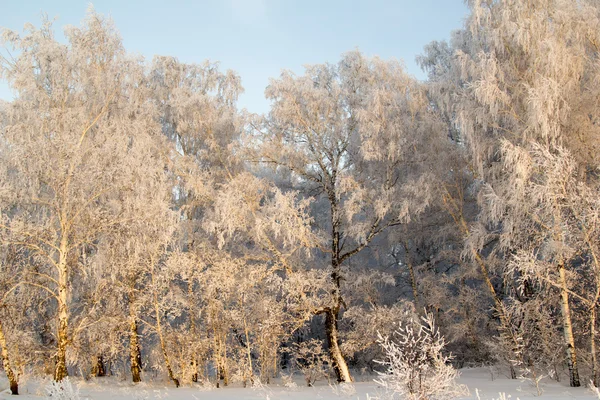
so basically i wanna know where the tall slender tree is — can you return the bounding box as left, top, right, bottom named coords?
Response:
left=0, top=10, right=170, bottom=381
left=420, top=0, right=600, bottom=387
left=252, top=51, right=445, bottom=382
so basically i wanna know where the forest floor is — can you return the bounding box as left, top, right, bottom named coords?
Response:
left=1, top=367, right=599, bottom=399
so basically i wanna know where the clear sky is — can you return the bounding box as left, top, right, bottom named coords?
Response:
left=0, top=0, right=468, bottom=114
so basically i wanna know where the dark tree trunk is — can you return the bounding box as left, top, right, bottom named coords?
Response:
left=325, top=309, right=352, bottom=382
left=0, top=319, right=18, bottom=395
left=92, top=355, right=106, bottom=377
left=129, top=300, right=142, bottom=383
left=324, top=191, right=353, bottom=383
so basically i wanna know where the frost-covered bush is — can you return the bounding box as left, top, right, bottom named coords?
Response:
left=589, top=380, right=600, bottom=399
left=289, top=339, right=330, bottom=387
left=45, top=378, right=81, bottom=400
left=375, top=312, right=468, bottom=400
left=330, top=381, right=357, bottom=397
left=281, top=373, right=298, bottom=389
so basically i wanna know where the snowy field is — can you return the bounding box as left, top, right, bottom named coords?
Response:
left=2, top=368, right=600, bottom=400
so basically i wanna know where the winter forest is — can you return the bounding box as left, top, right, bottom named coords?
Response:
left=3, top=0, right=600, bottom=399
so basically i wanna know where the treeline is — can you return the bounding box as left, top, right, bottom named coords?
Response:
left=1, top=0, right=600, bottom=395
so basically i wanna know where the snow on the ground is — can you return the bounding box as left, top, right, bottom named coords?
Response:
left=1, top=367, right=599, bottom=399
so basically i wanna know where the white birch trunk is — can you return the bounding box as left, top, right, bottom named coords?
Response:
left=559, top=263, right=581, bottom=387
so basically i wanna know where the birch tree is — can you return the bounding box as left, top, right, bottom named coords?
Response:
left=203, top=172, right=323, bottom=383
left=420, top=0, right=600, bottom=387
left=0, top=10, right=167, bottom=382
left=0, top=245, right=22, bottom=394
left=252, top=50, right=445, bottom=382
left=499, top=142, right=600, bottom=386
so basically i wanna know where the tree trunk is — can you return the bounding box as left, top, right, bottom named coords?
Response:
left=215, top=334, right=229, bottom=387
left=559, top=263, right=581, bottom=387
left=0, top=319, right=18, bottom=395
left=272, top=345, right=277, bottom=381
left=190, top=358, right=198, bottom=383
left=157, top=328, right=179, bottom=387
left=325, top=310, right=352, bottom=383
left=91, top=355, right=106, bottom=377
left=509, top=365, right=517, bottom=380
left=401, top=240, right=419, bottom=306
left=188, top=284, right=198, bottom=383
left=475, top=249, right=520, bottom=379
left=591, top=304, right=598, bottom=387
left=129, top=300, right=142, bottom=383
left=55, top=240, right=69, bottom=382
left=212, top=318, right=221, bottom=388
left=55, top=294, right=68, bottom=381
left=220, top=333, right=229, bottom=386
left=326, top=193, right=353, bottom=383
left=445, top=202, right=521, bottom=379
left=242, top=309, right=254, bottom=385
left=152, top=271, right=179, bottom=388
left=212, top=314, right=228, bottom=388
left=129, top=319, right=142, bottom=383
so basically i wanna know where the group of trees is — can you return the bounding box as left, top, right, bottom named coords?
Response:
left=1, top=0, right=600, bottom=396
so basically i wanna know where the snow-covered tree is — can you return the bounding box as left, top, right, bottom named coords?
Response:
left=0, top=245, right=22, bottom=394
left=251, top=50, right=445, bottom=382
left=202, top=172, right=323, bottom=385
left=0, top=10, right=173, bottom=382
left=420, top=0, right=600, bottom=387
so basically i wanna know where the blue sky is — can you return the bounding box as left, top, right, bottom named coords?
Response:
left=0, top=0, right=468, bottom=113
